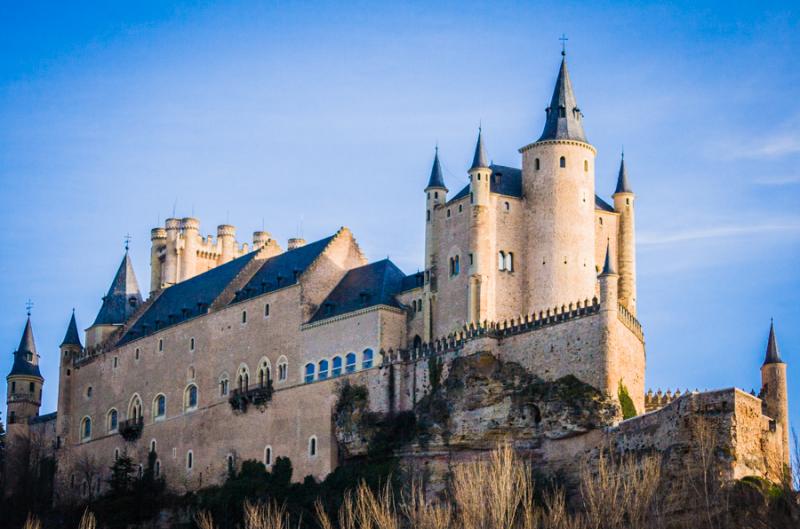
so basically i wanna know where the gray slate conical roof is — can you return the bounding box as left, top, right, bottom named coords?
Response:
left=538, top=54, right=587, bottom=143
left=426, top=148, right=446, bottom=190
left=763, top=320, right=784, bottom=365
left=8, top=317, right=43, bottom=379
left=60, top=311, right=82, bottom=348
left=470, top=129, right=489, bottom=171
left=93, top=252, right=143, bottom=326
left=601, top=241, right=616, bottom=275
left=614, top=154, right=632, bottom=194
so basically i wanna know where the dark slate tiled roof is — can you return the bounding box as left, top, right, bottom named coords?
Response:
left=538, top=55, right=588, bottom=143
left=763, top=321, right=783, bottom=365
left=448, top=164, right=523, bottom=203
left=426, top=149, right=446, bottom=190
left=29, top=411, right=57, bottom=425
left=470, top=129, right=489, bottom=170
left=400, top=271, right=424, bottom=292
left=93, top=253, right=144, bottom=326
left=60, top=312, right=82, bottom=348
left=614, top=155, right=632, bottom=194
left=119, top=252, right=258, bottom=345
left=309, top=260, right=406, bottom=323
left=595, top=195, right=615, bottom=212
left=232, top=236, right=334, bottom=305
left=8, top=317, right=43, bottom=379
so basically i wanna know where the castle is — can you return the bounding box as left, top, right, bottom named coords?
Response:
left=4, top=51, right=790, bottom=503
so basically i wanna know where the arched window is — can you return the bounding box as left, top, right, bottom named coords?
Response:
left=184, top=384, right=198, bottom=411
left=559, top=156, right=566, bottom=168
left=86, top=386, right=93, bottom=398
left=535, top=158, right=540, bottom=170
left=277, top=356, right=288, bottom=381
left=186, top=450, right=194, bottom=470
left=446, top=209, right=451, bottom=218
left=189, top=337, right=195, bottom=351
left=413, top=335, right=422, bottom=355
left=264, top=446, right=273, bottom=466
left=304, top=363, right=315, bottom=384
left=345, top=353, right=357, bottom=374
left=257, top=358, right=271, bottom=387
left=153, top=394, right=166, bottom=420
left=264, top=303, right=270, bottom=317
left=584, top=160, right=589, bottom=172
left=237, top=364, right=250, bottom=391
left=107, top=409, right=118, bottom=433
left=308, top=436, right=317, bottom=457
left=454, top=255, right=460, bottom=275
left=80, top=416, right=92, bottom=442
left=505, top=252, right=514, bottom=272
left=332, top=356, right=342, bottom=377
left=219, top=373, right=230, bottom=396
left=318, top=359, right=329, bottom=380
left=129, top=395, right=143, bottom=421
left=150, top=439, right=157, bottom=453
left=498, top=251, right=506, bottom=270
left=114, top=448, right=120, bottom=460
left=227, top=454, right=235, bottom=473
left=504, top=201, right=510, bottom=211
left=158, top=339, right=163, bottom=352
left=241, top=310, right=247, bottom=324
left=362, top=349, right=374, bottom=369
left=155, top=460, right=161, bottom=477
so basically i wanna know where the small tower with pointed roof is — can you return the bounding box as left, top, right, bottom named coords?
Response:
left=467, top=128, right=494, bottom=324
left=86, top=250, right=143, bottom=348
left=423, top=146, right=447, bottom=340
left=520, top=48, right=597, bottom=313
left=55, top=310, right=82, bottom=447
left=760, top=320, right=790, bottom=472
left=6, top=313, right=44, bottom=426
left=612, top=151, right=637, bottom=315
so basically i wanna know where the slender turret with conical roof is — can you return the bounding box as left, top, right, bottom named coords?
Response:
left=468, top=127, right=493, bottom=324
left=760, top=319, right=790, bottom=472
left=6, top=315, right=44, bottom=425
left=60, top=310, right=82, bottom=348
left=426, top=146, right=447, bottom=191
left=613, top=151, right=637, bottom=315
left=469, top=127, right=489, bottom=171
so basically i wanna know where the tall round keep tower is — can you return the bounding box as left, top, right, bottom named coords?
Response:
left=521, top=52, right=596, bottom=312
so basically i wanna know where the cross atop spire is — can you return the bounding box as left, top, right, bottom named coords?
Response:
left=25, top=299, right=33, bottom=317
left=559, top=33, right=568, bottom=56
left=124, top=233, right=132, bottom=252
left=614, top=150, right=633, bottom=194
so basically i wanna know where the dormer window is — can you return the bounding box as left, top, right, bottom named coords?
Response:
left=324, top=303, right=335, bottom=316
left=359, top=292, right=370, bottom=306
left=559, top=106, right=566, bottom=118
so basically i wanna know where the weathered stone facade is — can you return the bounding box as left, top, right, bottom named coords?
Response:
left=4, top=52, right=789, bottom=505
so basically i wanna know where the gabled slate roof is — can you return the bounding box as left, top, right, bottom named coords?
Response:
left=449, top=165, right=523, bottom=203
left=8, top=317, right=43, bottom=379
left=309, top=259, right=406, bottom=323
left=119, top=251, right=258, bottom=345
left=538, top=54, right=587, bottom=143
left=232, top=235, right=334, bottom=305
left=93, top=253, right=144, bottom=326
left=60, top=311, right=82, bottom=348
left=30, top=412, right=57, bottom=425
left=400, top=271, right=424, bottom=292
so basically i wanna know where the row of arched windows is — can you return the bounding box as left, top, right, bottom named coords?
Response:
left=410, top=298, right=423, bottom=313
left=304, top=349, right=373, bottom=384
left=81, top=385, right=199, bottom=442
left=218, top=356, right=288, bottom=397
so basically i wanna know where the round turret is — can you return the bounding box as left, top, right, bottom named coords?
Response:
left=217, top=224, right=237, bottom=263
left=253, top=231, right=272, bottom=249
left=181, top=217, right=200, bottom=231
left=150, top=227, right=167, bottom=241
left=288, top=238, right=306, bottom=250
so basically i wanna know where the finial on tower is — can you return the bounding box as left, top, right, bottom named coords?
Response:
left=25, top=299, right=33, bottom=317
left=124, top=233, right=132, bottom=252
left=614, top=151, right=632, bottom=194
left=469, top=126, right=489, bottom=171
left=426, top=144, right=447, bottom=190
left=559, top=33, right=568, bottom=56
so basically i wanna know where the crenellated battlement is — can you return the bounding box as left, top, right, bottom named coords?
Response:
left=644, top=388, right=694, bottom=412
left=618, top=302, right=643, bottom=340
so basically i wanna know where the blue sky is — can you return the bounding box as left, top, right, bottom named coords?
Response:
left=1, top=1, right=799, bottom=440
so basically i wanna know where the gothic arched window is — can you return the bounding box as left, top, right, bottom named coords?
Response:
left=184, top=384, right=198, bottom=411
left=362, top=349, right=374, bottom=369
left=345, top=352, right=357, bottom=374
left=498, top=251, right=506, bottom=270
left=107, top=409, right=118, bottom=433
left=304, top=363, right=315, bottom=383
left=559, top=156, right=566, bottom=168
left=318, top=359, right=329, bottom=380
left=332, top=356, right=342, bottom=377
left=81, top=416, right=92, bottom=442
left=153, top=394, right=166, bottom=420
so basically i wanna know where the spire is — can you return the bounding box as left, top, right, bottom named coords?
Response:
left=60, top=310, right=82, bottom=348
left=469, top=127, right=489, bottom=171
left=763, top=319, right=784, bottom=365
left=8, top=316, right=42, bottom=379
left=426, top=146, right=447, bottom=190
left=601, top=241, right=616, bottom=275
left=92, top=252, right=143, bottom=326
left=538, top=53, right=587, bottom=143
left=614, top=151, right=632, bottom=194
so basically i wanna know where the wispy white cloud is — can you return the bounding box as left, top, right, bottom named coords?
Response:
left=711, top=131, right=800, bottom=160
left=753, top=174, right=800, bottom=185
left=639, top=221, right=800, bottom=246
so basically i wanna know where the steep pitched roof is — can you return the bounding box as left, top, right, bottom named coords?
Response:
left=763, top=320, right=784, bottom=365
left=469, top=129, right=489, bottom=171
left=426, top=148, right=447, bottom=190
left=119, top=251, right=258, bottom=345
left=400, top=271, right=424, bottom=292
left=538, top=54, right=587, bottom=143
left=595, top=195, right=615, bottom=212
left=601, top=241, right=616, bottom=275
left=60, top=311, right=82, bottom=348
left=8, top=317, right=43, bottom=379
left=93, top=253, right=144, bottom=326
left=614, top=154, right=632, bottom=194
left=309, top=259, right=406, bottom=322
left=232, top=235, right=335, bottom=305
